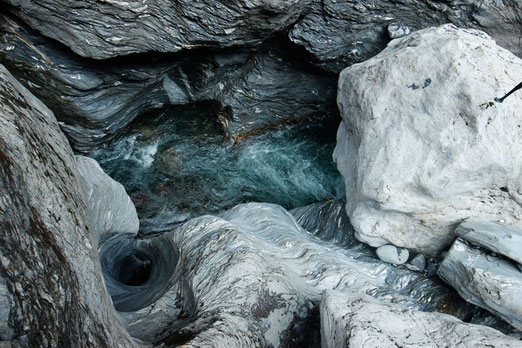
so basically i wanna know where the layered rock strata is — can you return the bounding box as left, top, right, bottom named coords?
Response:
left=289, top=0, right=522, bottom=73
left=0, top=13, right=335, bottom=152
left=0, top=63, right=138, bottom=346
left=4, top=0, right=313, bottom=59
left=334, top=24, right=522, bottom=255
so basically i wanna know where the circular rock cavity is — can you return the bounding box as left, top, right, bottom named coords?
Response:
left=99, top=233, right=180, bottom=312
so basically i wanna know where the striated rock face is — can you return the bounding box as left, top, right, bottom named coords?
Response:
left=320, top=290, right=522, bottom=348
left=333, top=25, right=522, bottom=255
left=456, top=218, right=522, bottom=265
left=101, top=202, right=468, bottom=346
left=4, top=0, right=312, bottom=59
left=438, top=239, right=522, bottom=331
left=289, top=0, right=522, bottom=73
left=0, top=64, right=137, bottom=346
left=0, top=13, right=335, bottom=152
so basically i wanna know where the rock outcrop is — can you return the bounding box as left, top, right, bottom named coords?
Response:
left=438, top=239, right=522, bottom=331
left=320, top=290, right=522, bottom=348
left=101, top=202, right=468, bottom=346
left=289, top=0, right=522, bottom=73
left=0, top=13, right=336, bottom=152
left=456, top=218, right=522, bottom=265
left=0, top=64, right=138, bottom=346
left=333, top=25, right=522, bottom=255
left=4, top=0, right=312, bottom=59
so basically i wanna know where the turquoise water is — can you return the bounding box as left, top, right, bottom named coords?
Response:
left=90, top=104, right=345, bottom=233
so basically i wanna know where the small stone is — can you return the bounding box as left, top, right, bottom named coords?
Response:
left=405, top=254, right=426, bottom=272
left=376, top=245, right=409, bottom=265
left=388, top=23, right=410, bottom=39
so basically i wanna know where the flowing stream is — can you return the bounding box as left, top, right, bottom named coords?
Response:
left=89, top=104, right=345, bottom=234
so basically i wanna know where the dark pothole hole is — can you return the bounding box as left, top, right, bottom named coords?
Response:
left=117, top=253, right=152, bottom=286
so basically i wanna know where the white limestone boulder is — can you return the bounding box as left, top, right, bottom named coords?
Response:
left=320, top=290, right=522, bottom=348
left=333, top=24, right=522, bottom=255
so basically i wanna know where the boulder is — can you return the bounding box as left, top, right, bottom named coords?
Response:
left=456, top=218, right=522, bottom=264
left=0, top=64, right=137, bottom=346
left=438, top=239, right=522, bottom=330
left=289, top=0, right=522, bottom=73
left=333, top=25, right=522, bottom=255
left=320, top=290, right=522, bottom=348
left=4, top=0, right=312, bottom=59
left=0, top=13, right=336, bottom=152
left=102, top=202, right=468, bottom=345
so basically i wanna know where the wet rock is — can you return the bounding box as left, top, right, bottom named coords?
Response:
left=0, top=276, right=13, bottom=341
left=0, top=64, right=137, bottom=346
left=103, top=202, right=467, bottom=345
left=290, top=200, right=362, bottom=249
left=438, top=239, right=522, bottom=330
left=406, top=254, right=426, bottom=272
left=5, top=0, right=312, bottom=59
left=289, top=0, right=522, bottom=73
left=376, top=245, right=409, bottom=265
left=320, top=290, right=522, bottom=348
left=0, top=13, right=336, bottom=151
left=456, top=218, right=522, bottom=264
left=333, top=25, right=522, bottom=255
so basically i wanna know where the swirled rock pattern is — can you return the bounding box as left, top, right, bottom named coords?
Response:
left=289, top=0, right=522, bottom=73
left=0, top=64, right=137, bottom=346
left=320, top=290, right=522, bottom=348
left=101, top=202, right=469, bottom=346
left=333, top=25, right=522, bottom=255
left=0, top=12, right=335, bottom=151
left=4, top=0, right=312, bottom=59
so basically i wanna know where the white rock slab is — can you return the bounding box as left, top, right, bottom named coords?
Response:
left=438, top=239, right=522, bottom=330
left=456, top=218, right=522, bottom=264
left=321, top=290, right=522, bottom=348
left=333, top=24, right=522, bottom=255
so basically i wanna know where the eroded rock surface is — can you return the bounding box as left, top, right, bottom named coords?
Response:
left=5, top=0, right=312, bottom=59
left=289, top=0, right=522, bottom=73
left=333, top=25, right=522, bottom=255
left=0, top=13, right=335, bottom=151
left=0, top=64, right=138, bottom=346
left=320, top=290, right=522, bottom=348
left=101, top=202, right=468, bottom=346
left=438, top=239, right=522, bottom=331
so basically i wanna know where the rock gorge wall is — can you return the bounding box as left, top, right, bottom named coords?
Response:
left=1, top=0, right=522, bottom=346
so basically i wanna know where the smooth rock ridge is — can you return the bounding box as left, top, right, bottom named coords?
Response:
left=5, top=0, right=312, bottom=59
left=333, top=24, right=522, bottom=255
left=456, top=218, right=522, bottom=265
left=320, top=290, right=522, bottom=348
left=0, top=63, right=138, bottom=346
left=438, top=239, right=522, bottom=331
left=104, top=202, right=467, bottom=345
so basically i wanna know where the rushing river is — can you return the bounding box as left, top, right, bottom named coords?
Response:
left=89, top=104, right=345, bottom=234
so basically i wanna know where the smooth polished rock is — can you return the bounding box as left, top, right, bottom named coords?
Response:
left=456, top=218, right=522, bottom=264
left=376, top=245, right=409, bottom=265
left=0, top=13, right=336, bottom=151
left=104, top=203, right=467, bottom=345
left=406, top=254, right=426, bottom=272
left=320, top=290, right=522, bottom=348
left=289, top=0, right=522, bottom=73
left=438, top=239, right=522, bottom=330
left=5, top=0, right=312, bottom=59
left=290, top=200, right=362, bottom=249
left=0, top=64, right=137, bottom=346
left=76, top=155, right=139, bottom=240
left=333, top=25, right=522, bottom=255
